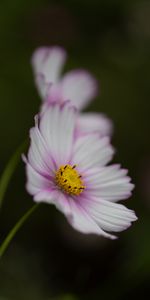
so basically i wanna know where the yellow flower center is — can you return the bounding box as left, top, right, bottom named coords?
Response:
left=55, top=164, right=85, bottom=196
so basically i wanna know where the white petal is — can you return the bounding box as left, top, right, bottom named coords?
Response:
left=26, top=162, right=53, bottom=195
left=40, top=102, right=77, bottom=167
left=54, top=192, right=72, bottom=216
left=31, top=46, right=67, bottom=83
left=84, top=197, right=137, bottom=233
left=76, top=113, right=113, bottom=137
left=34, top=188, right=58, bottom=203
left=84, top=165, right=134, bottom=201
left=57, top=70, right=98, bottom=110
left=72, top=135, right=114, bottom=171
left=31, top=46, right=67, bottom=99
left=35, top=189, right=72, bottom=216
left=35, top=74, right=52, bottom=100
left=28, top=125, right=56, bottom=176
left=67, top=197, right=116, bottom=239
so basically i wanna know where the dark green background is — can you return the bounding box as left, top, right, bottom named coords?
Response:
left=0, top=0, right=150, bottom=299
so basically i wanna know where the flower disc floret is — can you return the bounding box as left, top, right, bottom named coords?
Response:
left=55, top=164, right=85, bottom=195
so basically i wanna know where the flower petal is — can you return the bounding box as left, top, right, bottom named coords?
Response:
left=66, top=197, right=116, bottom=239
left=25, top=162, right=53, bottom=195
left=34, top=189, right=72, bottom=216
left=83, top=197, right=137, bottom=234
left=40, top=102, right=77, bottom=166
left=84, top=165, right=134, bottom=201
left=76, top=112, right=113, bottom=137
left=28, top=124, right=56, bottom=176
left=72, top=135, right=114, bottom=171
left=31, top=46, right=67, bottom=98
left=32, top=46, right=67, bottom=83
left=35, top=74, right=52, bottom=99
left=55, top=69, right=98, bottom=110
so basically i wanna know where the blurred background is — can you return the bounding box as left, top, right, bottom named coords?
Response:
left=0, top=0, right=150, bottom=299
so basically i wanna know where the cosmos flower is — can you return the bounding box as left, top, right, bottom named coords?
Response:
left=31, top=46, right=113, bottom=137
left=24, top=102, right=137, bottom=239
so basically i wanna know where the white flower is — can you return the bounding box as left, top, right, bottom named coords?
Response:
left=24, top=102, right=137, bottom=239
left=31, top=46, right=113, bottom=137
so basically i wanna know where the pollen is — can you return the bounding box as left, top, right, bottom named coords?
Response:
left=55, top=164, right=85, bottom=196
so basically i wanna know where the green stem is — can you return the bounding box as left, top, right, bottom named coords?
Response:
left=0, top=203, right=39, bottom=258
left=0, top=139, right=28, bottom=210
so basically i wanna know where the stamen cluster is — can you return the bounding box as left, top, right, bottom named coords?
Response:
left=55, top=164, right=85, bottom=196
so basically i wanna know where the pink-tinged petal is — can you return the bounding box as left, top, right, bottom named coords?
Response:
left=45, top=82, right=62, bottom=104
left=26, top=163, right=54, bottom=196
left=83, top=197, right=137, bottom=234
left=28, top=125, right=56, bottom=176
left=71, top=135, right=114, bottom=172
left=31, top=46, right=67, bottom=83
left=34, top=189, right=72, bottom=216
left=66, top=197, right=116, bottom=239
left=54, top=192, right=72, bottom=216
left=34, top=188, right=58, bottom=203
left=84, top=165, right=134, bottom=202
left=40, top=102, right=77, bottom=167
left=56, top=69, right=98, bottom=110
left=76, top=113, right=113, bottom=137
left=35, top=74, right=52, bottom=100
